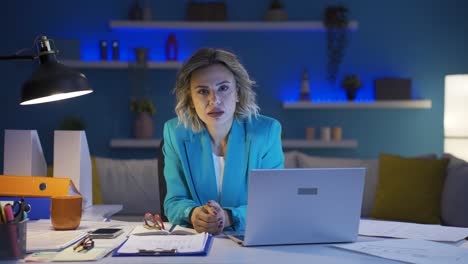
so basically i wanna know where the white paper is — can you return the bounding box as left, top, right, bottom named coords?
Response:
left=335, top=239, right=468, bottom=264
left=117, top=233, right=208, bottom=254
left=359, top=219, right=468, bottom=242
left=130, top=225, right=196, bottom=236
left=27, top=219, right=137, bottom=252
left=27, top=229, right=88, bottom=252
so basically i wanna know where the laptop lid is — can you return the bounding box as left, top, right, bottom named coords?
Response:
left=241, top=168, right=365, bottom=246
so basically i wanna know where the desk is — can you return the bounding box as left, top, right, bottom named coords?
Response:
left=3, top=207, right=466, bottom=263
left=99, top=236, right=401, bottom=264
left=1, top=236, right=402, bottom=264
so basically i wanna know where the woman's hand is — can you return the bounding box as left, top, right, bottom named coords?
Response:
left=190, top=205, right=222, bottom=234
left=205, top=200, right=232, bottom=232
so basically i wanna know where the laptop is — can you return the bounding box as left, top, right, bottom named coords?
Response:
left=226, top=168, right=365, bottom=246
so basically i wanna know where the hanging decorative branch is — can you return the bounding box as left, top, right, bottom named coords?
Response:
left=323, top=6, right=349, bottom=84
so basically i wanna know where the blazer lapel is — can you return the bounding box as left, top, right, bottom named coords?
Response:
left=184, top=129, right=218, bottom=204
left=222, top=119, right=250, bottom=205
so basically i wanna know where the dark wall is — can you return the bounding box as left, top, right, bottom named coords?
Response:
left=1, top=0, right=467, bottom=169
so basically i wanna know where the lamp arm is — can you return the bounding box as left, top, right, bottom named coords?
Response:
left=0, top=55, right=36, bottom=61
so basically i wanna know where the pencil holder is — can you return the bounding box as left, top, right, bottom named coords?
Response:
left=0, top=220, right=27, bottom=259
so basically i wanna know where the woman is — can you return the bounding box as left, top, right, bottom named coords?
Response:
left=163, top=48, right=284, bottom=234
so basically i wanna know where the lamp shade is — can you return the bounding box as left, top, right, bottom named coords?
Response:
left=444, top=74, right=468, bottom=161
left=20, top=36, right=92, bottom=105
left=20, top=59, right=92, bottom=105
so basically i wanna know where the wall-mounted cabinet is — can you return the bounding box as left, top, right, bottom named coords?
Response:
left=283, top=100, right=432, bottom=109
left=109, top=20, right=359, bottom=32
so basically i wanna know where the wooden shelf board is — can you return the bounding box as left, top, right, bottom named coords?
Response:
left=109, top=20, right=359, bottom=31
left=283, top=100, right=432, bottom=109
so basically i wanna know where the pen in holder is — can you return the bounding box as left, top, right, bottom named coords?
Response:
left=0, top=220, right=27, bottom=259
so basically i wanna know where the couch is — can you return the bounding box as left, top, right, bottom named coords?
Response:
left=94, top=151, right=468, bottom=227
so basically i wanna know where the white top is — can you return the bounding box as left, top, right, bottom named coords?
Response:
left=212, top=153, right=225, bottom=203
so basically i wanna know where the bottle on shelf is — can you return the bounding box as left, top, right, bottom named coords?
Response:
left=100, top=40, right=108, bottom=61
left=165, top=34, right=178, bottom=61
left=299, top=70, right=311, bottom=101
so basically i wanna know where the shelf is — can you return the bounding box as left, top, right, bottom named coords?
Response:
left=282, top=139, right=358, bottom=149
left=283, top=100, right=432, bottom=109
left=109, top=20, right=359, bottom=32
left=109, top=138, right=356, bottom=149
left=61, top=60, right=182, bottom=69
left=110, top=139, right=162, bottom=148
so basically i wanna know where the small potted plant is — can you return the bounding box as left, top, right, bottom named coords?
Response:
left=341, top=74, right=362, bottom=101
left=264, top=0, right=288, bottom=21
left=130, top=98, right=155, bottom=139
left=323, top=6, right=349, bottom=83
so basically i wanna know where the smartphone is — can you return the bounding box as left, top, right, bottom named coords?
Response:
left=89, top=228, right=124, bottom=239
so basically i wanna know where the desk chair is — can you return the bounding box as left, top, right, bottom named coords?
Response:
left=157, top=139, right=168, bottom=222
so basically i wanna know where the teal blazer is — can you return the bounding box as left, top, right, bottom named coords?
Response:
left=163, top=115, right=284, bottom=230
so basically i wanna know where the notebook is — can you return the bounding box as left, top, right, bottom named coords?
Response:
left=226, top=168, right=365, bottom=246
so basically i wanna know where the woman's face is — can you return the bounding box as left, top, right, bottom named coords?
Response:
left=190, top=64, right=238, bottom=130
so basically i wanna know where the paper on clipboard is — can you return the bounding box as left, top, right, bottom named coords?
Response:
left=116, top=232, right=210, bottom=255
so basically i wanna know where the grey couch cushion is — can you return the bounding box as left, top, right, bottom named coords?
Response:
left=94, top=157, right=160, bottom=215
left=296, top=153, right=378, bottom=217
left=284, top=151, right=300, bottom=168
left=441, top=153, right=468, bottom=227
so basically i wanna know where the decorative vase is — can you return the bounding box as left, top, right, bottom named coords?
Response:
left=128, top=0, right=143, bottom=20
left=264, top=9, right=288, bottom=21
left=344, top=88, right=358, bottom=101
left=134, top=112, right=153, bottom=139
left=134, top=48, right=149, bottom=64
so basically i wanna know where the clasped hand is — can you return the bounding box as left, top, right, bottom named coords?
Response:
left=190, top=200, right=226, bottom=234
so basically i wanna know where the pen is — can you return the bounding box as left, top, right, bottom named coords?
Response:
left=137, top=248, right=177, bottom=255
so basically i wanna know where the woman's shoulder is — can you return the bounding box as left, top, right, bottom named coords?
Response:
left=164, top=117, right=194, bottom=138
left=245, top=114, right=281, bottom=129
left=241, top=115, right=281, bottom=139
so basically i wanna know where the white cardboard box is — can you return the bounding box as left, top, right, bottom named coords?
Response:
left=53, top=130, right=93, bottom=208
left=3, top=129, right=47, bottom=176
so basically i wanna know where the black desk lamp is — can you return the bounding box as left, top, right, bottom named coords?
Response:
left=0, top=35, right=92, bottom=105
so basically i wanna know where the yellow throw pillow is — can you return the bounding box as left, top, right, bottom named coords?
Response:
left=91, top=157, right=103, bottom=205
left=371, top=153, right=449, bottom=224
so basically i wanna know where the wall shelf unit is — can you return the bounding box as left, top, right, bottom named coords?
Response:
left=109, top=20, right=359, bottom=32
left=283, top=100, right=432, bottom=109
left=282, top=139, right=358, bottom=149
left=110, top=139, right=162, bottom=148
left=110, top=138, right=357, bottom=149
left=61, top=60, right=182, bottom=69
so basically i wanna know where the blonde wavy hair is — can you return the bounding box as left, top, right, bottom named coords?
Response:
left=174, top=48, right=259, bottom=132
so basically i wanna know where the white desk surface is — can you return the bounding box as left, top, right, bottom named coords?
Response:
left=100, top=236, right=400, bottom=264
left=1, top=236, right=402, bottom=264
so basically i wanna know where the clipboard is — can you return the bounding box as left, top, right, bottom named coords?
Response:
left=112, top=233, right=213, bottom=257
